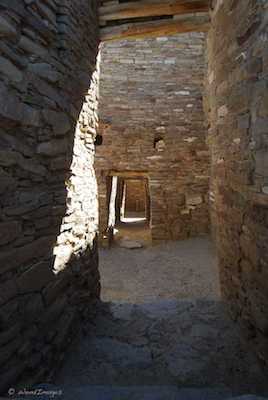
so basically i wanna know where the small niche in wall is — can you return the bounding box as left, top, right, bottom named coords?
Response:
left=95, top=134, right=103, bottom=146
left=154, top=137, right=165, bottom=152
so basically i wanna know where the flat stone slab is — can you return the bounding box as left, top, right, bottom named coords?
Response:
left=10, top=384, right=268, bottom=400
left=20, top=385, right=233, bottom=400
left=227, top=397, right=268, bottom=400
left=118, top=239, right=143, bottom=249
left=56, top=299, right=268, bottom=394
left=56, top=240, right=268, bottom=395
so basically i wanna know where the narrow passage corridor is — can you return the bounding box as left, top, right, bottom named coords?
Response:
left=56, top=238, right=268, bottom=399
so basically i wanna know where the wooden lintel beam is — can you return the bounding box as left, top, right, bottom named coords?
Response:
left=100, top=15, right=210, bottom=41
left=99, top=0, right=209, bottom=22
left=109, top=170, right=149, bottom=178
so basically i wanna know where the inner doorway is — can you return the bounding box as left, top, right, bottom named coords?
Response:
left=106, top=171, right=151, bottom=247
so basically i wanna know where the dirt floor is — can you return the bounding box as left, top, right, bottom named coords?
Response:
left=56, top=236, right=268, bottom=397
left=100, top=236, right=220, bottom=303
left=113, top=218, right=152, bottom=248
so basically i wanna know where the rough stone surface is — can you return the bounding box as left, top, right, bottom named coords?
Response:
left=0, top=0, right=268, bottom=395
left=57, top=238, right=268, bottom=397
left=205, top=0, right=268, bottom=366
left=7, top=385, right=268, bottom=400
left=96, top=34, right=210, bottom=241
left=0, top=0, right=100, bottom=394
left=125, top=179, right=147, bottom=214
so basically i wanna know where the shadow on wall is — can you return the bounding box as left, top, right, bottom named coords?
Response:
left=205, top=0, right=268, bottom=368
left=0, top=1, right=101, bottom=394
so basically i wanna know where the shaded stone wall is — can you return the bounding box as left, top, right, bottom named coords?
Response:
left=125, top=180, right=147, bottom=214
left=96, top=34, right=209, bottom=241
left=0, top=0, right=100, bottom=392
left=206, top=0, right=268, bottom=364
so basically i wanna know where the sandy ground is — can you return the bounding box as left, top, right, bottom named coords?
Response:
left=100, top=236, right=221, bottom=303
left=56, top=236, right=268, bottom=397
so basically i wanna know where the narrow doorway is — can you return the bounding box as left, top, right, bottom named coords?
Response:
left=106, top=172, right=151, bottom=247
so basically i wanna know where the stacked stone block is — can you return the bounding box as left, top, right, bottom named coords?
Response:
left=0, top=0, right=100, bottom=392
left=124, top=180, right=147, bottom=215
left=96, top=34, right=210, bottom=241
left=206, top=0, right=268, bottom=365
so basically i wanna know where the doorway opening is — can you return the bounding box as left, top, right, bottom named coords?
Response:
left=106, top=171, right=151, bottom=247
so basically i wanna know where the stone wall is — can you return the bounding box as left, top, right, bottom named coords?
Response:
left=0, top=0, right=100, bottom=393
left=206, top=0, right=268, bottom=365
left=96, top=34, right=210, bottom=241
left=125, top=179, right=147, bottom=214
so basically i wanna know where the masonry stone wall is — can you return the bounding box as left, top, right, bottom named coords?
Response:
left=96, top=34, right=210, bottom=241
left=206, top=0, right=268, bottom=365
left=125, top=179, right=147, bottom=214
left=1, top=0, right=267, bottom=391
left=0, top=0, right=100, bottom=392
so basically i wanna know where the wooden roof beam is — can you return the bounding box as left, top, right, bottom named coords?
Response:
left=99, top=0, right=210, bottom=22
left=100, top=14, right=210, bottom=41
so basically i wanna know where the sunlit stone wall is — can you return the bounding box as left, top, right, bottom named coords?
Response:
left=96, top=34, right=210, bottom=241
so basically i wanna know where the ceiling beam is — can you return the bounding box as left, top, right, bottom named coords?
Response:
left=109, top=170, right=149, bottom=178
left=100, top=15, right=210, bottom=41
left=99, top=0, right=209, bottom=22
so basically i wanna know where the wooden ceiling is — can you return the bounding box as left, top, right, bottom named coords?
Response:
left=99, top=0, right=211, bottom=41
